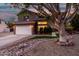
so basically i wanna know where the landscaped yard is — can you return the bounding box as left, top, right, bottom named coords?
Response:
left=0, top=34, right=79, bottom=56
left=31, top=35, right=58, bottom=39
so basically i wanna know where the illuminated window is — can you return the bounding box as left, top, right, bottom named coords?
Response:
left=38, top=21, right=47, bottom=25
left=38, top=25, right=47, bottom=31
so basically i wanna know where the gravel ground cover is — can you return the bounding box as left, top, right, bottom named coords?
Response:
left=0, top=34, right=79, bottom=56
left=0, top=38, right=50, bottom=56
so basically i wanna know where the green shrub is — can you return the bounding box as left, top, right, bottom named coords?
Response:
left=71, top=14, right=79, bottom=30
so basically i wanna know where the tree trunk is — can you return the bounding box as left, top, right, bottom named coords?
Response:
left=57, top=23, right=74, bottom=46
left=59, top=24, right=68, bottom=42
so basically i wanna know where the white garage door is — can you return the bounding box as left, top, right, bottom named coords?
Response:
left=16, top=25, right=32, bottom=35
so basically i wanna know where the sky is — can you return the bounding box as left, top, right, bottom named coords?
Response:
left=0, top=4, right=21, bottom=14
left=0, top=3, right=68, bottom=22
left=0, top=3, right=21, bottom=22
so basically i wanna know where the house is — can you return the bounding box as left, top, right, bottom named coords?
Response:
left=17, top=10, right=39, bottom=21
left=14, top=19, right=48, bottom=35
left=14, top=10, right=52, bottom=35
left=0, top=19, right=9, bottom=32
left=14, top=21, right=35, bottom=35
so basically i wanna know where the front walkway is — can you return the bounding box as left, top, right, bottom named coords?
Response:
left=0, top=34, right=29, bottom=49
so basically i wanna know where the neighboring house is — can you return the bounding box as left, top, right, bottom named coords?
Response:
left=0, top=19, right=9, bottom=32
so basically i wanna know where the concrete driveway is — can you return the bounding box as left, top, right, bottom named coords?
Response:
left=0, top=34, right=28, bottom=49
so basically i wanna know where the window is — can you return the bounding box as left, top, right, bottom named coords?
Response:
left=38, top=21, right=47, bottom=25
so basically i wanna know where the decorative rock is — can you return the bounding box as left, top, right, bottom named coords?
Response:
left=56, top=41, right=74, bottom=46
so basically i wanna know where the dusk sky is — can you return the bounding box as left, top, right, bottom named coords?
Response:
left=0, top=3, right=21, bottom=22
left=0, top=3, right=67, bottom=22
left=0, top=4, right=21, bottom=14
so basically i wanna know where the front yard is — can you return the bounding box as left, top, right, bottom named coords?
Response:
left=0, top=34, right=79, bottom=56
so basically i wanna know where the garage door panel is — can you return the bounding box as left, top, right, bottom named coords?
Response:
left=16, top=26, right=32, bottom=35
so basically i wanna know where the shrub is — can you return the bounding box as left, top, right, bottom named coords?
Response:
left=71, top=14, right=79, bottom=31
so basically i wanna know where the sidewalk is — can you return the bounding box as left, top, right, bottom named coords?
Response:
left=0, top=35, right=29, bottom=49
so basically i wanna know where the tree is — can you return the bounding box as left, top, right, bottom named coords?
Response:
left=71, top=14, right=79, bottom=31
left=11, top=3, right=79, bottom=46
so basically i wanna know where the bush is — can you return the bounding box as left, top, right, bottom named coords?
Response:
left=44, top=27, right=52, bottom=34
left=39, top=27, right=44, bottom=34
left=71, top=14, right=79, bottom=31
left=44, top=27, right=47, bottom=34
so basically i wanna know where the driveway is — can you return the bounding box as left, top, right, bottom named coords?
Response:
left=0, top=34, right=29, bottom=49
left=0, top=32, right=13, bottom=37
